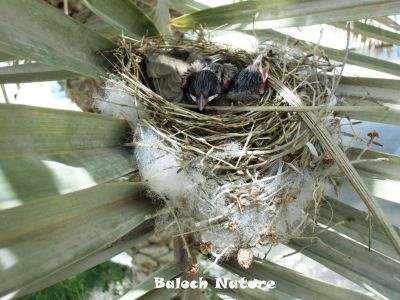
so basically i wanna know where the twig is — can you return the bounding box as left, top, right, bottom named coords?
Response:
left=351, top=158, right=389, bottom=164
left=176, top=103, right=388, bottom=112
left=63, top=0, right=69, bottom=15
left=159, top=194, right=193, bottom=263
left=1, top=84, right=10, bottom=103
left=204, top=244, right=234, bottom=273
left=331, top=22, right=351, bottom=96
left=235, top=123, right=254, bottom=168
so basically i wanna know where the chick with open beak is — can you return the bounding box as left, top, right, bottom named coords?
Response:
left=227, top=54, right=268, bottom=102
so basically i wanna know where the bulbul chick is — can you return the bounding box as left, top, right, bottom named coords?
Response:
left=228, top=55, right=268, bottom=102
left=188, top=69, right=220, bottom=111
left=182, top=59, right=237, bottom=111
left=143, top=51, right=190, bottom=102
left=206, top=61, right=238, bottom=92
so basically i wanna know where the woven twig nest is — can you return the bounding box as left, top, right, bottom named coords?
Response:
left=97, top=36, right=339, bottom=266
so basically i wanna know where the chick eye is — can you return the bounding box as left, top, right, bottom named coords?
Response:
left=208, top=94, right=218, bottom=102
left=190, top=94, right=197, bottom=102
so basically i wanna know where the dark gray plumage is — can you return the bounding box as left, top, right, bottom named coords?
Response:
left=184, top=67, right=219, bottom=111
left=205, top=62, right=238, bottom=92
left=182, top=59, right=238, bottom=111
left=227, top=55, right=268, bottom=102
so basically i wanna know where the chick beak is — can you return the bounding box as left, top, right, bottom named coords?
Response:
left=197, top=94, right=207, bottom=111
left=254, top=54, right=263, bottom=68
left=261, top=67, right=268, bottom=82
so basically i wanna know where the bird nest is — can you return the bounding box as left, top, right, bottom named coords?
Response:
left=98, top=36, right=340, bottom=267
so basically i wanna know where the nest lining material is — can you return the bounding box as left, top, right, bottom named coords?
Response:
left=96, top=36, right=340, bottom=263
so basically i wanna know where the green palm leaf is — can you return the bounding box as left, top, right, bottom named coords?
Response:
left=333, top=21, right=400, bottom=45
left=319, top=196, right=400, bottom=260
left=120, top=263, right=183, bottom=300
left=0, top=104, right=133, bottom=203
left=171, top=0, right=400, bottom=30
left=249, top=29, right=400, bottom=77
left=339, top=148, right=400, bottom=203
left=0, top=105, right=154, bottom=298
left=0, top=182, right=155, bottom=298
left=81, top=0, right=160, bottom=39
left=19, top=223, right=153, bottom=297
left=0, top=51, right=15, bottom=62
left=0, top=63, right=78, bottom=83
left=220, top=258, right=373, bottom=300
left=0, top=0, right=114, bottom=77
left=336, top=77, right=400, bottom=125
left=288, top=225, right=400, bottom=299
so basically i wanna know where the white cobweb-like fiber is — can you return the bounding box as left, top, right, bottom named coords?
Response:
left=94, top=76, right=144, bottom=126
left=95, top=77, right=324, bottom=260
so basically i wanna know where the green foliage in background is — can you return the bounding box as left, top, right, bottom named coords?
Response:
left=20, top=261, right=131, bottom=300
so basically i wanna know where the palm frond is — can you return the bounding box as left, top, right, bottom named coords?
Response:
left=0, top=63, right=77, bottom=83
left=0, top=0, right=114, bottom=77
left=332, top=21, right=400, bottom=45
left=171, top=1, right=400, bottom=30
left=336, top=77, right=400, bottom=125
left=120, top=263, right=183, bottom=300
left=81, top=0, right=159, bottom=39
left=220, top=258, right=373, bottom=300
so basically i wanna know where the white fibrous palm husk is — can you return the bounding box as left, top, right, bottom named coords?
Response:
left=95, top=36, right=341, bottom=266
